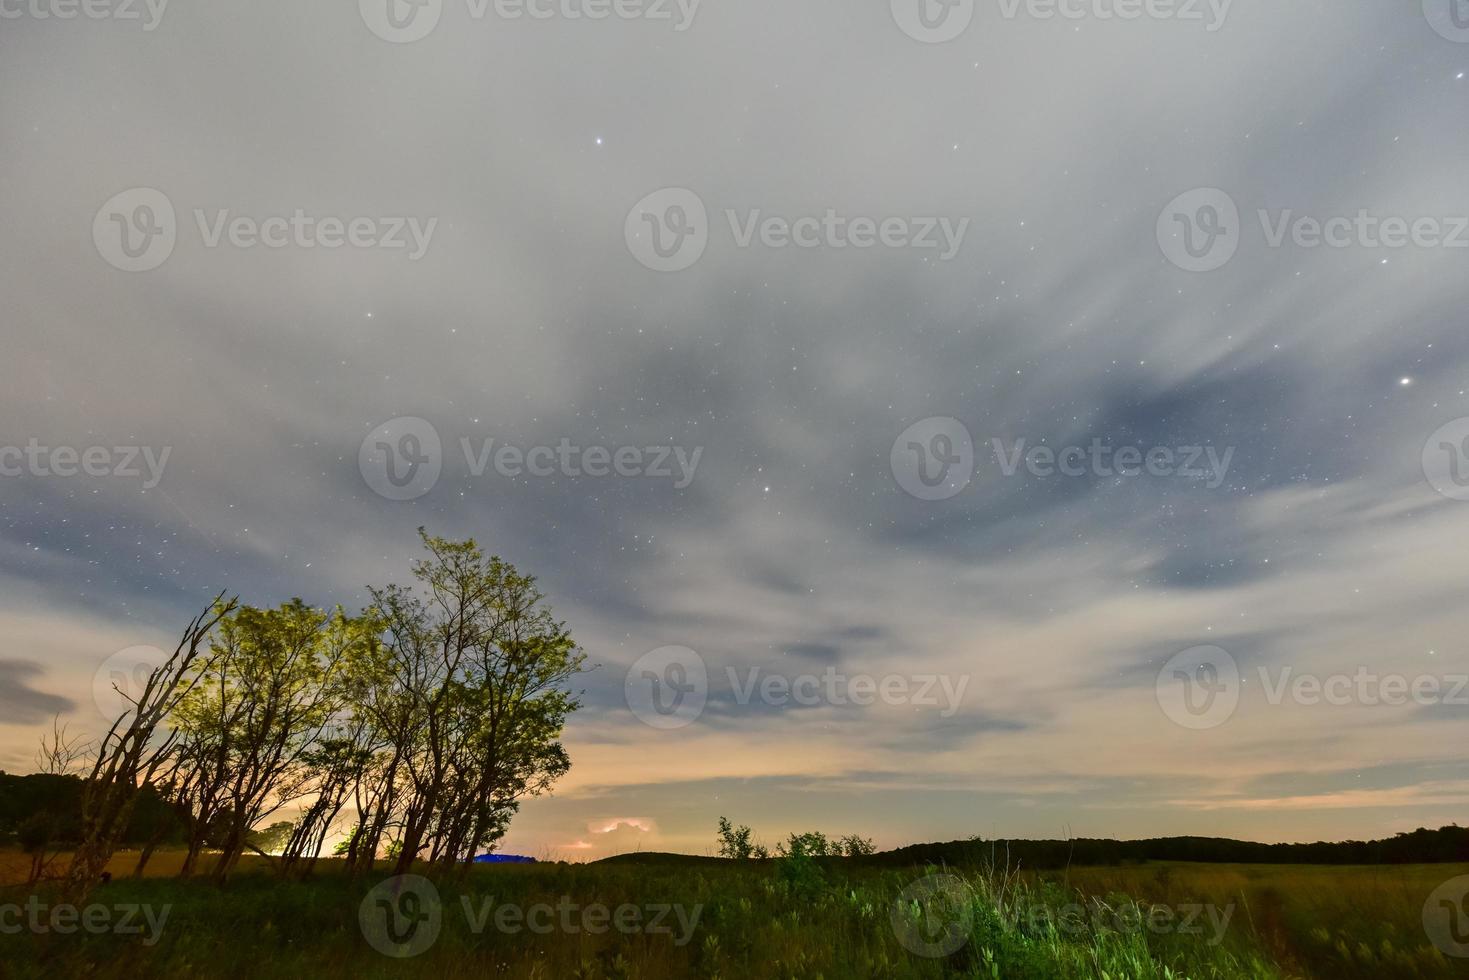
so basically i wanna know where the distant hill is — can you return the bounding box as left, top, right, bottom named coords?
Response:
left=594, top=852, right=736, bottom=867
left=595, top=826, right=1469, bottom=869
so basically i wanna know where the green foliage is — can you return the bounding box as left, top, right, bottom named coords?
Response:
left=246, top=821, right=295, bottom=855
left=716, top=817, right=760, bottom=861
left=4, top=857, right=1410, bottom=979
left=777, top=830, right=830, bottom=858
left=0, top=772, right=174, bottom=850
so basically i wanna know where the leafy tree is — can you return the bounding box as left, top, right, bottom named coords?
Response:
left=717, top=817, right=767, bottom=860
left=245, top=821, right=296, bottom=855
left=835, top=834, right=876, bottom=857
left=778, top=831, right=832, bottom=858
left=171, top=600, right=374, bottom=881
left=353, top=530, right=587, bottom=876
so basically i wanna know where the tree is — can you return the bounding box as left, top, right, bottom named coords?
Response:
left=40, top=528, right=582, bottom=889
left=245, top=821, right=295, bottom=855
left=170, top=600, right=374, bottom=882
left=35, top=716, right=91, bottom=776
left=66, top=596, right=235, bottom=900
left=349, top=531, right=586, bottom=876
left=778, top=831, right=832, bottom=858
left=835, top=833, right=876, bottom=857
left=717, top=817, right=767, bottom=860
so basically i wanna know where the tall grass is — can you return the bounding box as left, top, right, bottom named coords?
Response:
left=2, top=851, right=1465, bottom=978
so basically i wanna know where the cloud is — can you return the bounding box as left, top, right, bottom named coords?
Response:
left=0, top=660, right=75, bottom=726
left=3, top=0, right=1468, bottom=855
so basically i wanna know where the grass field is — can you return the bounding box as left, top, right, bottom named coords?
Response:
left=2, top=849, right=1467, bottom=978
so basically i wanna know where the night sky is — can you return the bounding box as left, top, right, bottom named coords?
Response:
left=3, top=0, right=1468, bottom=858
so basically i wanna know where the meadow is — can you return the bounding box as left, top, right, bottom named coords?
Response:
left=3, top=849, right=1467, bottom=979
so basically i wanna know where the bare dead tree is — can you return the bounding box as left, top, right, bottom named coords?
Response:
left=34, top=715, right=92, bottom=775
left=64, top=594, right=235, bottom=900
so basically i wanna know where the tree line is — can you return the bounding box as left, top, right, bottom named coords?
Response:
left=716, top=816, right=876, bottom=860
left=12, top=529, right=587, bottom=899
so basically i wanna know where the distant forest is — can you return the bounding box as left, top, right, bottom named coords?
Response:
left=596, top=826, right=1469, bottom=869
left=866, top=827, right=1469, bottom=868
left=8, top=769, right=1466, bottom=871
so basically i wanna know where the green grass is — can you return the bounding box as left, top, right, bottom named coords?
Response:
left=2, top=855, right=1466, bottom=978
